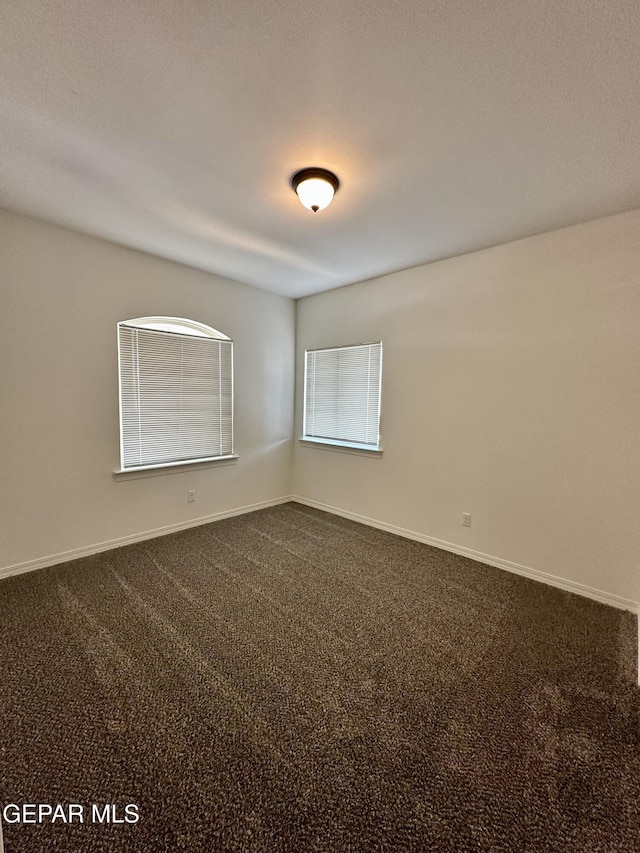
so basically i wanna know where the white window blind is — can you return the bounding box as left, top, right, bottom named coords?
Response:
left=304, top=342, right=382, bottom=449
left=118, top=322, right=233, bottom=470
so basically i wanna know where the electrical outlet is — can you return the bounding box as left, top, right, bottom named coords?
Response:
left=187, top=490, right=196, bottom=503
left=462, top=512, right=471, bottom=527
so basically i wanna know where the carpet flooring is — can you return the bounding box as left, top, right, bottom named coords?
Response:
left=0, top=502, right=638, bottom=852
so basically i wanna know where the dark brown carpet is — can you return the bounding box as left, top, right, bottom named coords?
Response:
left=0, top=502, right=638, bottom=852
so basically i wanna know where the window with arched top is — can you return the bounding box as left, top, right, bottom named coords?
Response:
left=117, top=317, right=233, bottom=471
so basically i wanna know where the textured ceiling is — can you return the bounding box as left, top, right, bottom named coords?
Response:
left=2, top=0, right=639, bottom=298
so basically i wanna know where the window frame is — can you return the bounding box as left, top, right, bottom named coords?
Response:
left=116, top=316, right=235, bottom=474
left=301, top=341, right=383, bottom=453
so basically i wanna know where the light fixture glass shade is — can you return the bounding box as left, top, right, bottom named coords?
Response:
left=291, top=168, right=339, bottom=213
left=296, top=177, right=335, bottom=212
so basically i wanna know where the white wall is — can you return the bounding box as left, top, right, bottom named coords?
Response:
left=0, top=209, right=294, bottom=572
left=294, top=210, right=640, bottom=607
left=3, top=206, right=639, bottom=608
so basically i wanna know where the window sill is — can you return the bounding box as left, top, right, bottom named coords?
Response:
left=299, top=438, right=382, bottom=457
left=114, top=455, right=239, bottom=480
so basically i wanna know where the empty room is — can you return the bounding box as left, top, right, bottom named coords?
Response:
left=1, top=1, right=639, bottom=851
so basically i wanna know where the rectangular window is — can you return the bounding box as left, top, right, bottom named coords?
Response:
left=303, top=342, right=382, bottom=451
left=118, top=324, right=233, bottom=470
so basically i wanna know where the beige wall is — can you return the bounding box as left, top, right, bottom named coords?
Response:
left=0, top=209, right=294, bottom=571
left=294, top=210, right=640, bottom=606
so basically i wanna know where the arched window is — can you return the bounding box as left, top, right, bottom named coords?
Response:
left=117, top=317, right=233, bottom=471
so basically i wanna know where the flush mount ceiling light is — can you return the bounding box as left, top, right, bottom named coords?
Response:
left=291, top=168, right=340, bottom=213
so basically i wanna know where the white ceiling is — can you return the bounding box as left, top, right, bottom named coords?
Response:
left=2, top=1, right=639, bottom=298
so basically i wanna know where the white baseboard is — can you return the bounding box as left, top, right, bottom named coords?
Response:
left=292, top=495, right=640, bottom=615
left=0, top=495, right=294, bottom=582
